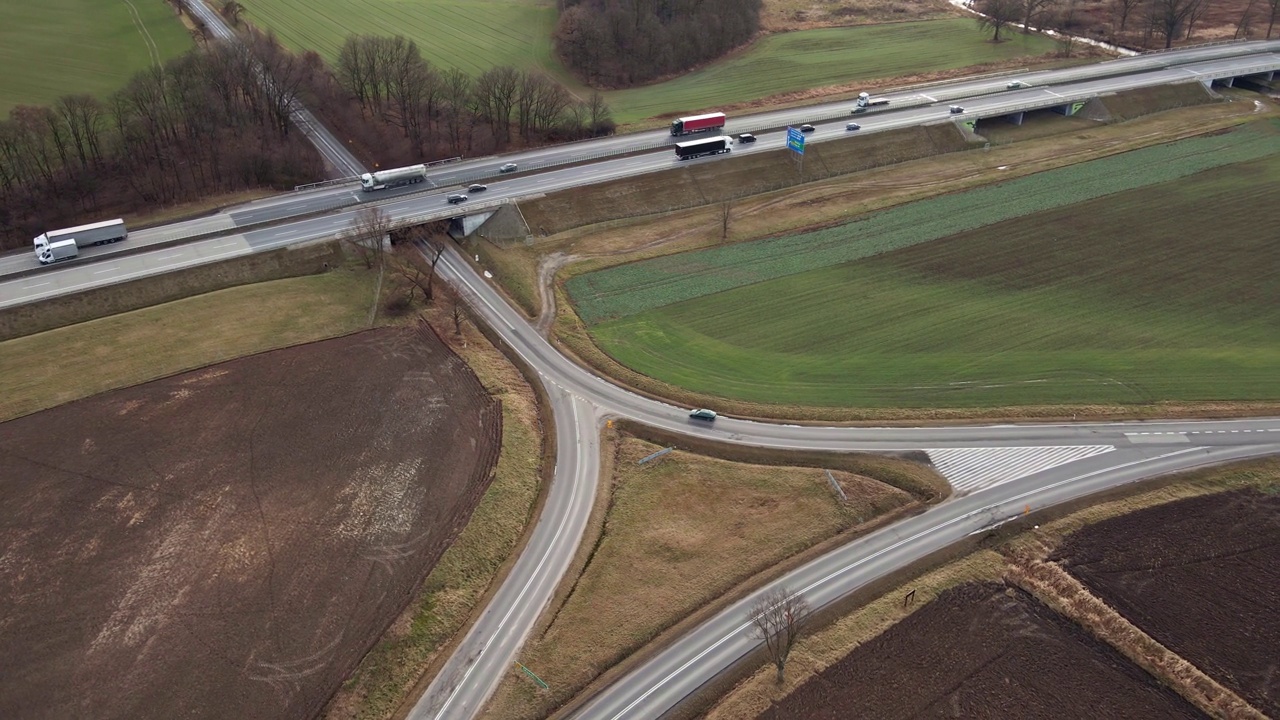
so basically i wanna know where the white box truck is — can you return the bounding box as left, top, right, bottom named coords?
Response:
left=34, top=218, right=128, bottom=265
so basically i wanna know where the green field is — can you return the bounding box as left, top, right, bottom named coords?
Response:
left=604, top=20, right=1058, bottom=123
left=244, top=0, right=566, bottom=79
left=577, top=126, right=1280, bottom=408
left=236, top=2, right=1056, bottom=124
left=0, top=0, right=192, bottom=116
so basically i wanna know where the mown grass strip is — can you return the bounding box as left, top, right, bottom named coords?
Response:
left=567, top=121, right=1280, bottom=325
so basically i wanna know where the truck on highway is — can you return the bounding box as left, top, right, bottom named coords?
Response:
left=671, top=112, right=726, bottom=136
left=852, top=92, right=890, bottom=113
left=675, top=136, right=732, bottom=160
left=360, top=164, right=428, bottom=192
left=33, top=218, right=128, bottom=265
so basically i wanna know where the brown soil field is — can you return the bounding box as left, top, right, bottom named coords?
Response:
left=757, top=582, right=1202, bottom=719
left=1054, top=488, right=1280, bottom=717
left=0, top=326, right=502, bottom=720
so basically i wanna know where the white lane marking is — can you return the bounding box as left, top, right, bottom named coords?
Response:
left=155, top=252, right=184, bottom=261
left=925, top=446, right=1114, bottom=493
left=1126, top=433, right=1189, bottom=444
left=921, top=94, right=937, bottom=102
left=608, top=447, right=1205, bottom=720
left=1046, top=90, right=1065, bottom=98
left=213, top=241, right=239, bottom=249
left=429, top=399, right=584, bottom=720
left=24, top=281, right=51, bottom=288
left=92, top=266, right=119, bottom=274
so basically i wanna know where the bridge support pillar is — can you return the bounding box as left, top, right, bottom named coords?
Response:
left=1006, top=111, right=1025, bottom=126
left=1052, top=101, right=1087, bottom=116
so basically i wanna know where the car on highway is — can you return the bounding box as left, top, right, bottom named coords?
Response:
left=688, top=408, right=718, bottom=421
left=737, top=133, right=756, bottom=143
left=499, top=162, right=518, bottom=173
left=468, top=183, right=488, bottom=193
left=846, top=122, right=861, bottom=131
left=446, top=194, right=468, bottom=204
left=1006, top=80, right=1030, bottom=89
left=800, top=124, right=815, bottom=133
left=949, top=105, right=966, bottom=114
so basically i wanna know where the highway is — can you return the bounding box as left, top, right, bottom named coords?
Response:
left=4, top=48, right=1280, bottom=306
left=3, top=37, right=1278, bottom=720
left=2, top=39, right=1278, bottom=280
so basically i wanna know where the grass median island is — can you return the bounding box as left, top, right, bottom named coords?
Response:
left=0, top=0, right=191, bottom=114
left=568, top=122, right=1280, bottom=409
left=482, top=434, right=933, bottom=720
left=0, top=266, right=377, bottom=421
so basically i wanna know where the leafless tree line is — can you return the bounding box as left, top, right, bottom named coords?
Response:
left=977, top=0, right=1278, bottom=49
left=331, top=35, right=614, bottom=161
left=0, top=30, right=322, bottom=251
left=555, top=0, right=763, bottom=86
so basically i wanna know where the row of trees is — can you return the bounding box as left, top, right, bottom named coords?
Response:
left=307, top=35, right=614, bottom=170
left=0, top=30, right=323, bottom=251
left=976, top=0, right=1278, bottom=48
left=555, top=0, right=762, bottom=86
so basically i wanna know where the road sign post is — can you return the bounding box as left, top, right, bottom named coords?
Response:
left=786, top=127, right=805, bottom=174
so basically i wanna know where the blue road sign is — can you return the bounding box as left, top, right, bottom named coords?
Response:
left=786, top=127, right=805, bottom=154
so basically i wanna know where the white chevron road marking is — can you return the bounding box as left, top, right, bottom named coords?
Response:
left=925, top=445, right=1115, bottom=494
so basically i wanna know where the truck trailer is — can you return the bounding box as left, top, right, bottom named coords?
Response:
left=360, top=164, right=428, bottom=192
left=670, top=112, right=726, bottom=136
left=852, top=92, right=890, bottom=114
left=675, top=136, right=732, bottom=160
left=33, top=218, right=128, bottom=264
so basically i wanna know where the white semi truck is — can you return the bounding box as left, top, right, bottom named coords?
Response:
left=852, top=92, right=890, bottom=114
left=33, top=218, right=128, bottom=265
left=360, top=164, right=428, bottom=192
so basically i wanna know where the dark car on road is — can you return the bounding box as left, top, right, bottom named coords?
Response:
left=689, top=408, right=718, bottom=421
left=846, top=123, right=861, bottom=131
left=468, top=183, right=488, bottom=193
left=800, top=124, right=815, bottom=132
left=499, top=163, right=518, bottom=173
left=737, top=133, right=756, bottom=143
left=447, top=194, right=468, bottom=204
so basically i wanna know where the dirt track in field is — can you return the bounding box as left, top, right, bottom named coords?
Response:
left=1055, top=489, right=1280, bottom=717
left=757, top=582, right=1201, bottom=719
left=0, top=326, right=501, bottom=720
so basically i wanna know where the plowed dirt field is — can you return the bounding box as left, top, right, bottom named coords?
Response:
left=757, top=582, right=1201, bottom=719
left=1055, top=489, right=1280, bottom=717
left=0, top=326, right=501, bottom=720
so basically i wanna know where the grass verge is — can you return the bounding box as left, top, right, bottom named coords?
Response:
left=0, top=0, right=191, bottom=114
left=705, top=457, right=1280, bottom=719
left=481, top=432, right=933, bottom=720
left=0, top=264, right=377, bottom=421
left=322, top=288, right=545, bottom=720
left=603, top=20, right=1058, bottom=123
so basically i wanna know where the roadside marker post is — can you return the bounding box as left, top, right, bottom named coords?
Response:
left=515, top=662, right=549, bottom=690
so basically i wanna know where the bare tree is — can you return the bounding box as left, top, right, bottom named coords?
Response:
left=1020, top=0, right=1057, bottom=31
left=1265, top=0, right=1278, bottom=35
left=1234, top=0, right=1260, bottom=37
left=1049, top=0, right=1082, bottom=55
left=1184, top=0, right=1211, bottom=39
left=586, top=90, right=613, bottom=136
left=452, top=297, right=465, bottom=335
left=1113, top=0, right=1144, bottom=30
left=749, top=587, right=810, bottom=684
left=720, top=202, right=731, bottom=240
left=342, top=205, right=393, bottom=269
left=977, top=0, right=1023, bottom=41
left=221, top=0, right=245, bottom=26
left=476, top=66, right=521, bottom=144
left=440, top=68, right=473, bottom=156
left=1147, top=0, right=1200, bottom=47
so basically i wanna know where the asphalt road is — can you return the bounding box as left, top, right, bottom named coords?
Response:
left=3, top=39, right=1278, bottom=278
left=4, top=50, right=1279, bottom=305
left=3, top=40, right=1278, bottom=720
left=407, top=237, right=1280, bottom=719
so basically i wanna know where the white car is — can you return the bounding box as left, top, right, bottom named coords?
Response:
left=1006, top=80, right=1030, bottom=89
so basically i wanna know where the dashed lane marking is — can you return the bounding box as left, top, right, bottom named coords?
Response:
left=925, top=445, right=1114, bottom=494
